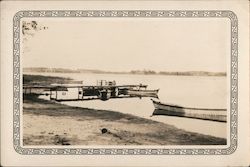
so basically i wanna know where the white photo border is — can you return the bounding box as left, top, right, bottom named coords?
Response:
left=13, top=10, right=238, bottom=155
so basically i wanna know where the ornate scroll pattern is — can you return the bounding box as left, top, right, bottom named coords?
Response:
left=13, top=10, right=238, bottom=155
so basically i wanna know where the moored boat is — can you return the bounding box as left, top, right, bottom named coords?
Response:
left=127, top=89, right=159, bottom=98
left=151, top=99, right=227, bottom=122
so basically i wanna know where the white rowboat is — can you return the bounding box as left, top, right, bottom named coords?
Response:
left=151, top=99, right=227, bottom=122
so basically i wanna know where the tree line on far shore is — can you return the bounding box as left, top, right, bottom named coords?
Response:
left=23, top=67, right=226, bottom=76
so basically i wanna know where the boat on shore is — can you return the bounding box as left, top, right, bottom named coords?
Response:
left=151, top=99, right=227, bottom=122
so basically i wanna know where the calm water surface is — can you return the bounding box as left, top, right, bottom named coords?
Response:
left=29, top=72, right=227, bottom=138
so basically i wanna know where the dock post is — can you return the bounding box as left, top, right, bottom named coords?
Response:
left=82, top=87, right=84, bottom=99
left=78, top=87, right=80, bottom=100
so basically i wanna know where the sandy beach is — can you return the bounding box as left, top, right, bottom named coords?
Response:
left=23, top=94, right=226, bottom=145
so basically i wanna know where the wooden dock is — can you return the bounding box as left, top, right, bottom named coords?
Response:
left=23, top=82, right=158, bottom=101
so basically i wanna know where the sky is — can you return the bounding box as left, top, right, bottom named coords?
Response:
left=22, top=18, right=230, bottom=72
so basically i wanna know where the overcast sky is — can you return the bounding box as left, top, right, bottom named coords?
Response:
left=22, top=18, right=230, bottom=72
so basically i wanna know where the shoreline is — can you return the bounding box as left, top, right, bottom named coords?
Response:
left=24, top=71, right=227, bottom=77
left=23, top=94, right=226, bottom=145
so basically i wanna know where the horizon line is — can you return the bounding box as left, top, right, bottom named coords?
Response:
left=23, top=67, right=226, bottom=73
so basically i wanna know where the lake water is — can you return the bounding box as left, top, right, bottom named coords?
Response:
left=27, top=72, right=227, bottom=138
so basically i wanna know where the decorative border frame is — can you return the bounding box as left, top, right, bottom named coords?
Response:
left=13, top=10, right=238, bottom=155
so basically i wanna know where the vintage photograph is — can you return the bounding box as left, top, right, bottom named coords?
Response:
left=22, top=17, right=228, bottom=146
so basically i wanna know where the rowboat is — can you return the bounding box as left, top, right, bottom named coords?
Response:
left=127, top=89, right=159, bottom=98
left=151, top=99, right=227, bottom=122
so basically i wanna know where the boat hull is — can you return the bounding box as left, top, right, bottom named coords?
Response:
left=127, top=89, right=159, bottom=98
left=152, top=99, right=227, bottom=122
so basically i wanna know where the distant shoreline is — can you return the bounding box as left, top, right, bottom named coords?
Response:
left=23, top=67, right=226, bottom=77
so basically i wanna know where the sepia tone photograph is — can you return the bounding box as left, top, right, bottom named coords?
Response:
left=22, top=17, right=228, bottom=146
left=2, top=0, right=250, bottom=166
